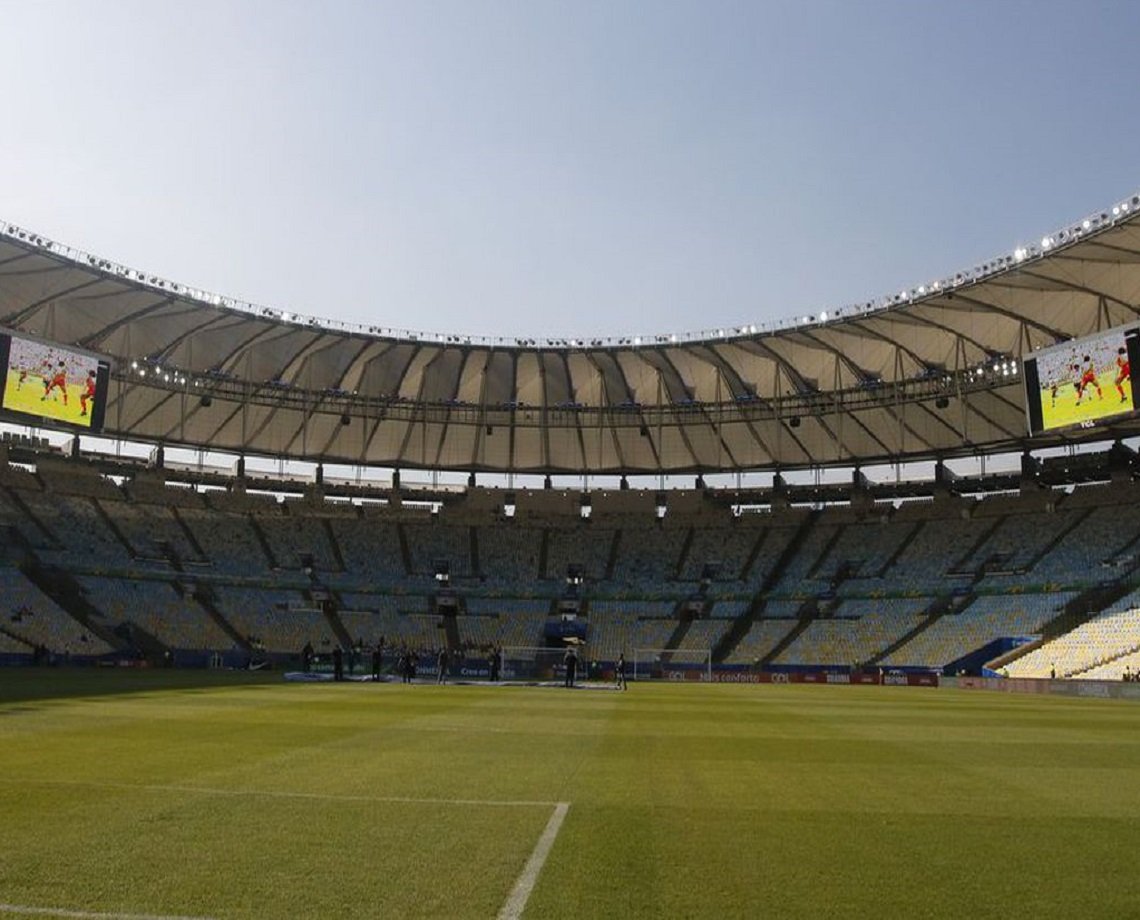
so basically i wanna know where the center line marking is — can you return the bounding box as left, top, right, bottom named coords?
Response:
left=498, top=802, right=571, bottom=920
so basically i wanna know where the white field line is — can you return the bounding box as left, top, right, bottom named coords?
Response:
left=2, top=779, right=571, bottom=920
left=497, top=802, right=571, bottom=920
left=0, top=778, right=558, bottom=808
left=0, top=904, right=217, bottom=920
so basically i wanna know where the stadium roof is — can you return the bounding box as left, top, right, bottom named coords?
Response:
left=3, top=192, right=1140, bottom=474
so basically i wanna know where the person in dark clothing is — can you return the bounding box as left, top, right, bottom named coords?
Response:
left=302, top=641, right=314, bottom=674
left=489, top=645, right=501, bottom=682
left=564, top=645, right=578, bottom=688
left=437, top=647, right=449, bottom=684
left=332, top=646, right=344, bottom=682
left=615, top=652, right=627, bottom=691
left=371, top=641, right=383, bottom=680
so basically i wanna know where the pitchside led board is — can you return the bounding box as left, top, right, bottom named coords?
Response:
left=1023, top=324, right=1140, bottom=436
left=0, top=330, right=111, bottom=432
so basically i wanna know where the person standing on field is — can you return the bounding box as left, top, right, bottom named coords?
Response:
left=564, top=645, right=578, bottom=688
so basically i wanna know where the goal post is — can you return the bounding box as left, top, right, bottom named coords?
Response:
left=633, top=647, right=712, bottom=683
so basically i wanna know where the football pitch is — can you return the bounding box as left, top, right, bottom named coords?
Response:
left=2, top=671, right=1139, bottom=919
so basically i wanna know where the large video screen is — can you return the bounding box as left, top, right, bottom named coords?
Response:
left=1023, top=325, right=1139, bottom=435
left=0, top=331, right=110, bottom=431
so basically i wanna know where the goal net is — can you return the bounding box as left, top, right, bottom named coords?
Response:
left=632, top=647, right=712, bottom=683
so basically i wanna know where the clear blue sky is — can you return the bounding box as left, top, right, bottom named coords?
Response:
left=1, top=0, right=1137, bottom=341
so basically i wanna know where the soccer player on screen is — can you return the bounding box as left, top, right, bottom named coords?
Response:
left=42, top=360, right=68, bottom=405
left=80, top=370, right=97, bottom=416
left=39, top=357, right=54, bottom=397
left=1115, top=347, right=1131, bottom=403
left=1075, top=356, right=1102, bottom=405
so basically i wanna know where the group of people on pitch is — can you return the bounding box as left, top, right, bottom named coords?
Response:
left=562, top=646, right=629, bottom=690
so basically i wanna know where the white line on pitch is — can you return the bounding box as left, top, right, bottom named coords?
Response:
left=0, top=903, right=217, bottom=920
left=0, top=778, right=557, bottom=809
left=497, top=801, right=571, bottom=920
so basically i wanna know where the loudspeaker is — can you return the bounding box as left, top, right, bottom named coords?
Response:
left=934, top=397, right=950, bottom=409
left=340, top=413, right=351, bottom=425
left=789, top=416, right=801, bottom=428
left=199, top=395, right=212, bottom=407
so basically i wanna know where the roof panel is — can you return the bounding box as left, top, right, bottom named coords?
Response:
left=6, top=201, right=1140, bottom=472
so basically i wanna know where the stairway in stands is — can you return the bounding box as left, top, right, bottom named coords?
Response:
left=191, top=585, right=252, bottom=652
left=661, top=602, right=694, bottom=659
left=758, top=598, right=818, bottom=668
left=714, top=511, right=819, bottom=663
left=867, top=596, right=955, bottom=667
left=20, top=561, right=124, bottom=652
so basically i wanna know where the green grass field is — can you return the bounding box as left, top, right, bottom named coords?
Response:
left=2, top=670, right=1140, bottom=919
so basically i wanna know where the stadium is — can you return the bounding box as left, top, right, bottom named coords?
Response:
left=3, top=187, right=1140, bottom=918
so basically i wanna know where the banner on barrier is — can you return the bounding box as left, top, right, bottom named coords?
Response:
left=709, top=671, right=938, bottom=687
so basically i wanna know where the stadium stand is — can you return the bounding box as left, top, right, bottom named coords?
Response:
left=3, top=440, right=1140, bottom=679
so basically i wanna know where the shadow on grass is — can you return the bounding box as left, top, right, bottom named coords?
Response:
left=0, top=666, right=281, bottom=705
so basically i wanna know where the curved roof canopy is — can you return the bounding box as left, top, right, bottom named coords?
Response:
left=3, top=194, right=1140, bottom=474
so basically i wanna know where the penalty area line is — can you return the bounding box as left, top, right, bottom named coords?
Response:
left=497, top=801, right=571, bottom=920
left=0, top=778, right=558, bottom=809
left=0, top=903, right=217, bottom=920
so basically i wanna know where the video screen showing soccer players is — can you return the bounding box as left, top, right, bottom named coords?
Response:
left=0, top=332, right=110, bottom=431
left=1024, top=325, right=1139, bottom=435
